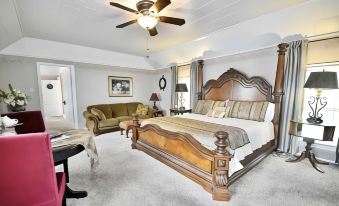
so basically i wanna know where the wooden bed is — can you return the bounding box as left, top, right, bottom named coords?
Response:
left=128, top=43, right=289, bottom=201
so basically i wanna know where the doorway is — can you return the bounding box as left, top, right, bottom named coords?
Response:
left=37, top=62, right=78, bottom=130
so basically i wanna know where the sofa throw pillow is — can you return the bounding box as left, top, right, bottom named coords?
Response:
left=228, top=100, right=269, bottom=122
left=91, top=108, right=106, bottom=120
left=207, top=107, right=226, bottom=118
left=136, top=104, right=149, bottom=116
left=194, top=100, right=215, bottom=115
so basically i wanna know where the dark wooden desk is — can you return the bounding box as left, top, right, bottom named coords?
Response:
left=170, top=109, right=192, bottom=115
left=287, top=120, right=336, bottom=173
left=53, top=144, right=88, bottom=199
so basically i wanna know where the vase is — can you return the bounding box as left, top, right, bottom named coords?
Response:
left=7, top=105, right=26, bottom=112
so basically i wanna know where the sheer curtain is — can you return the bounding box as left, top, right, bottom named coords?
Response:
left=279, top=40, right=308, bottom=153
left=170, top=65, right=178, bottom=109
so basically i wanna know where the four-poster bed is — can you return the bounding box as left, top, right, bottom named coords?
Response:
left=127, top=43, right=289, bottom=201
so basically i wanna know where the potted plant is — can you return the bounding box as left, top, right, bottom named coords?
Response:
left=0, top=84, right=29, bottom=112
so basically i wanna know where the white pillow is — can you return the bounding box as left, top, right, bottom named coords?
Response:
left=264, top=103, right=275, bottom=122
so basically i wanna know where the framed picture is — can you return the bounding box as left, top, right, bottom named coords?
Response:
left=108, top=76, right=133, bottom=97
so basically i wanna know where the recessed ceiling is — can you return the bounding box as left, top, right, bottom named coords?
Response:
left=13, top=0, right=308, bottom=56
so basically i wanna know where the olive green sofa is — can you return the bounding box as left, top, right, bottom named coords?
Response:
left=83, top=102, right=155, bottom=135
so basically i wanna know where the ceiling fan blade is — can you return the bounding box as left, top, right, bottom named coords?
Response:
left=152, top=0, right=171, bottom=13
left=148, top=27, right=158, bottom=36
left=116, top=19, right=138, bottom=28
left=158, top=16, right=185, bottom=26
left=110, top=2, right=138, bottom=14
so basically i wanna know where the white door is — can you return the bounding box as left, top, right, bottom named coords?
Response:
left=41, top=80, right=64, bottom=116
left=60, top=67, right=75, bottom=128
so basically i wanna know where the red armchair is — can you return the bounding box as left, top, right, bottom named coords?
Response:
left=1, top=111, right=46, bottom=134
left=0, top=133, right=66, bottom=206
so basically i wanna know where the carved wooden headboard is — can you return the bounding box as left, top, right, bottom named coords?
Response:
left=202, top=68, right=272, bottom=102
left=200, top=43, right=289, bottom=148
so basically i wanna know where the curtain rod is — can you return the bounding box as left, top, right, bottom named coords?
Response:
left=306, top=30, right=339, bottom=42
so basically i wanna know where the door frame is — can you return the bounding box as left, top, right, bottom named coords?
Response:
left=36, top=62, right=78, bottom=129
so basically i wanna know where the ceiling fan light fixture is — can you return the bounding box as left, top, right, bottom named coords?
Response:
left=137, top=15, right=158, bottom=29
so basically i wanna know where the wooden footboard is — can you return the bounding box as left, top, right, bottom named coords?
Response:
left=127, top=114, right=231, bottom=201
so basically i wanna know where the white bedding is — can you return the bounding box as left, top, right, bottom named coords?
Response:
left=177, top=113, right=274, bottom=176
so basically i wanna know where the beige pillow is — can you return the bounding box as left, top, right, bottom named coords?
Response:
left=207, top=107, right=226, bottom=118
left=212, top=101, right=226, bottom=109
left=91, top=108, right=106, bottom=120
left=194, top=100, right=215, bottom=115
left=136, top=104, right=149, bottom=116
left=228, top=100, right=269, bottom=121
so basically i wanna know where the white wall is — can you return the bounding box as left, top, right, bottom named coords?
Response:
left=0, top=55, right=156, bottom=128
left=203, top=47, right=278, bottom=86
left=150, top=0, right=339, bottom=68
left=151, top=69, right=172, bottom=116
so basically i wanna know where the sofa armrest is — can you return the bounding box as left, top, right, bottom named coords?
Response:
left=83, top=111, right=100, bottom=134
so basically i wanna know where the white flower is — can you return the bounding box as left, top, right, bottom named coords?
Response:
left=4, top=97, right=14, bottom=104
left=10, top=102, right=16, bottom=107
left=18, top=93, right=26, bottom=98
left=17, top=100, right=25, bottom=106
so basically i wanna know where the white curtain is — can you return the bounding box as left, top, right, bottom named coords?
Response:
left=279, top=40, right=308, bottom=153
left=170, top=65, right=178, bottom=109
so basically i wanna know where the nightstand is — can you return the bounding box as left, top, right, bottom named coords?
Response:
left=287, top=120, right=336, bottom=173
left=170, top=109, right=192, bottom=115
left=152, top=110, right=164, bottom=117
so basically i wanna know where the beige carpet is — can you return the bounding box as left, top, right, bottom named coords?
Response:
left=63, top=132, right=339, bottom=206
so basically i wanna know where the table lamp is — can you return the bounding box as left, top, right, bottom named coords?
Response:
left=149, top=93, right=159, bottom=110
left=304, top=70, right=338, bottom=124
left=175, top=83, right=188, bottom=110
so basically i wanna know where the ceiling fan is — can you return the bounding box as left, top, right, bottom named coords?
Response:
left=110, top=0, right=185, bottom=36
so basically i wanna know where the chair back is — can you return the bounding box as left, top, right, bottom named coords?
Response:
left=0, top=133, right=60, bottom=206
left=1, top=111, right=46, bottom=134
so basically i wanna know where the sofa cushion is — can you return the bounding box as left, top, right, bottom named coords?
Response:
left=87, top=105, right=112, bottom=119
left=111, top=103, right=128, bottom=117
left=116, top=116, right=133, bottom=122
left=136, top=104, right=149, bottom=115
left=127, top=102, right=142, bottom=116
left=91, top=108, right=106, bottom=120
left=99, top=118, right=119, bottom=128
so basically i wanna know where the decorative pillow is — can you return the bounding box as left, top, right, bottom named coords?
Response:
left=264, top=103, right=275, bottom=122
left=91, top=108, right=106, bottom=120
left=136, top=104, right=149, bottom=116
left=212, top=101, right=226, bottom=109
left=207, top=107, right=226, bottom=118
left=228, top=100, right=269, bottom=122
left=194, top=100, right=204, bottom=114
left=195, top=100, right=214, bottom=114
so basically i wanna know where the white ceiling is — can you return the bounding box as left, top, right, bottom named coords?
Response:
left=8, top=0, right=308, bottom=56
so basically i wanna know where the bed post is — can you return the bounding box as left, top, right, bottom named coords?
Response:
left=212, top=131, right=231, bottom=201
left=273, top=43, right=289, bottom=148
left=197, top=60, right=204, bottom=100
left=129, top=114, right=140, bottom=149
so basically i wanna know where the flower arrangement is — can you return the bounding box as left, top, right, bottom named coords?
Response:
left=0, top=84, right=29, bottom=112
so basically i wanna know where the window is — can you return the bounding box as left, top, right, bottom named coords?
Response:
left=177, top=64, right=191, bottom=109
left=302, top=63, right=339, bottom=146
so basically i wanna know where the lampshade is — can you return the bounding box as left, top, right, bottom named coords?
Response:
left=149, top=93, right=159, bottom=101
left=175, top=83, right=188, bottom=92
left=137, top=15, right=158, bottom=29
left=304, top=71, right=339, bottom=89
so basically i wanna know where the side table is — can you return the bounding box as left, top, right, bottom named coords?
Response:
left=287, top=120, right=336, bottom=173
left=153, top=110, right=164, bottom=117
left=170, top=109, right=192, bottom=116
